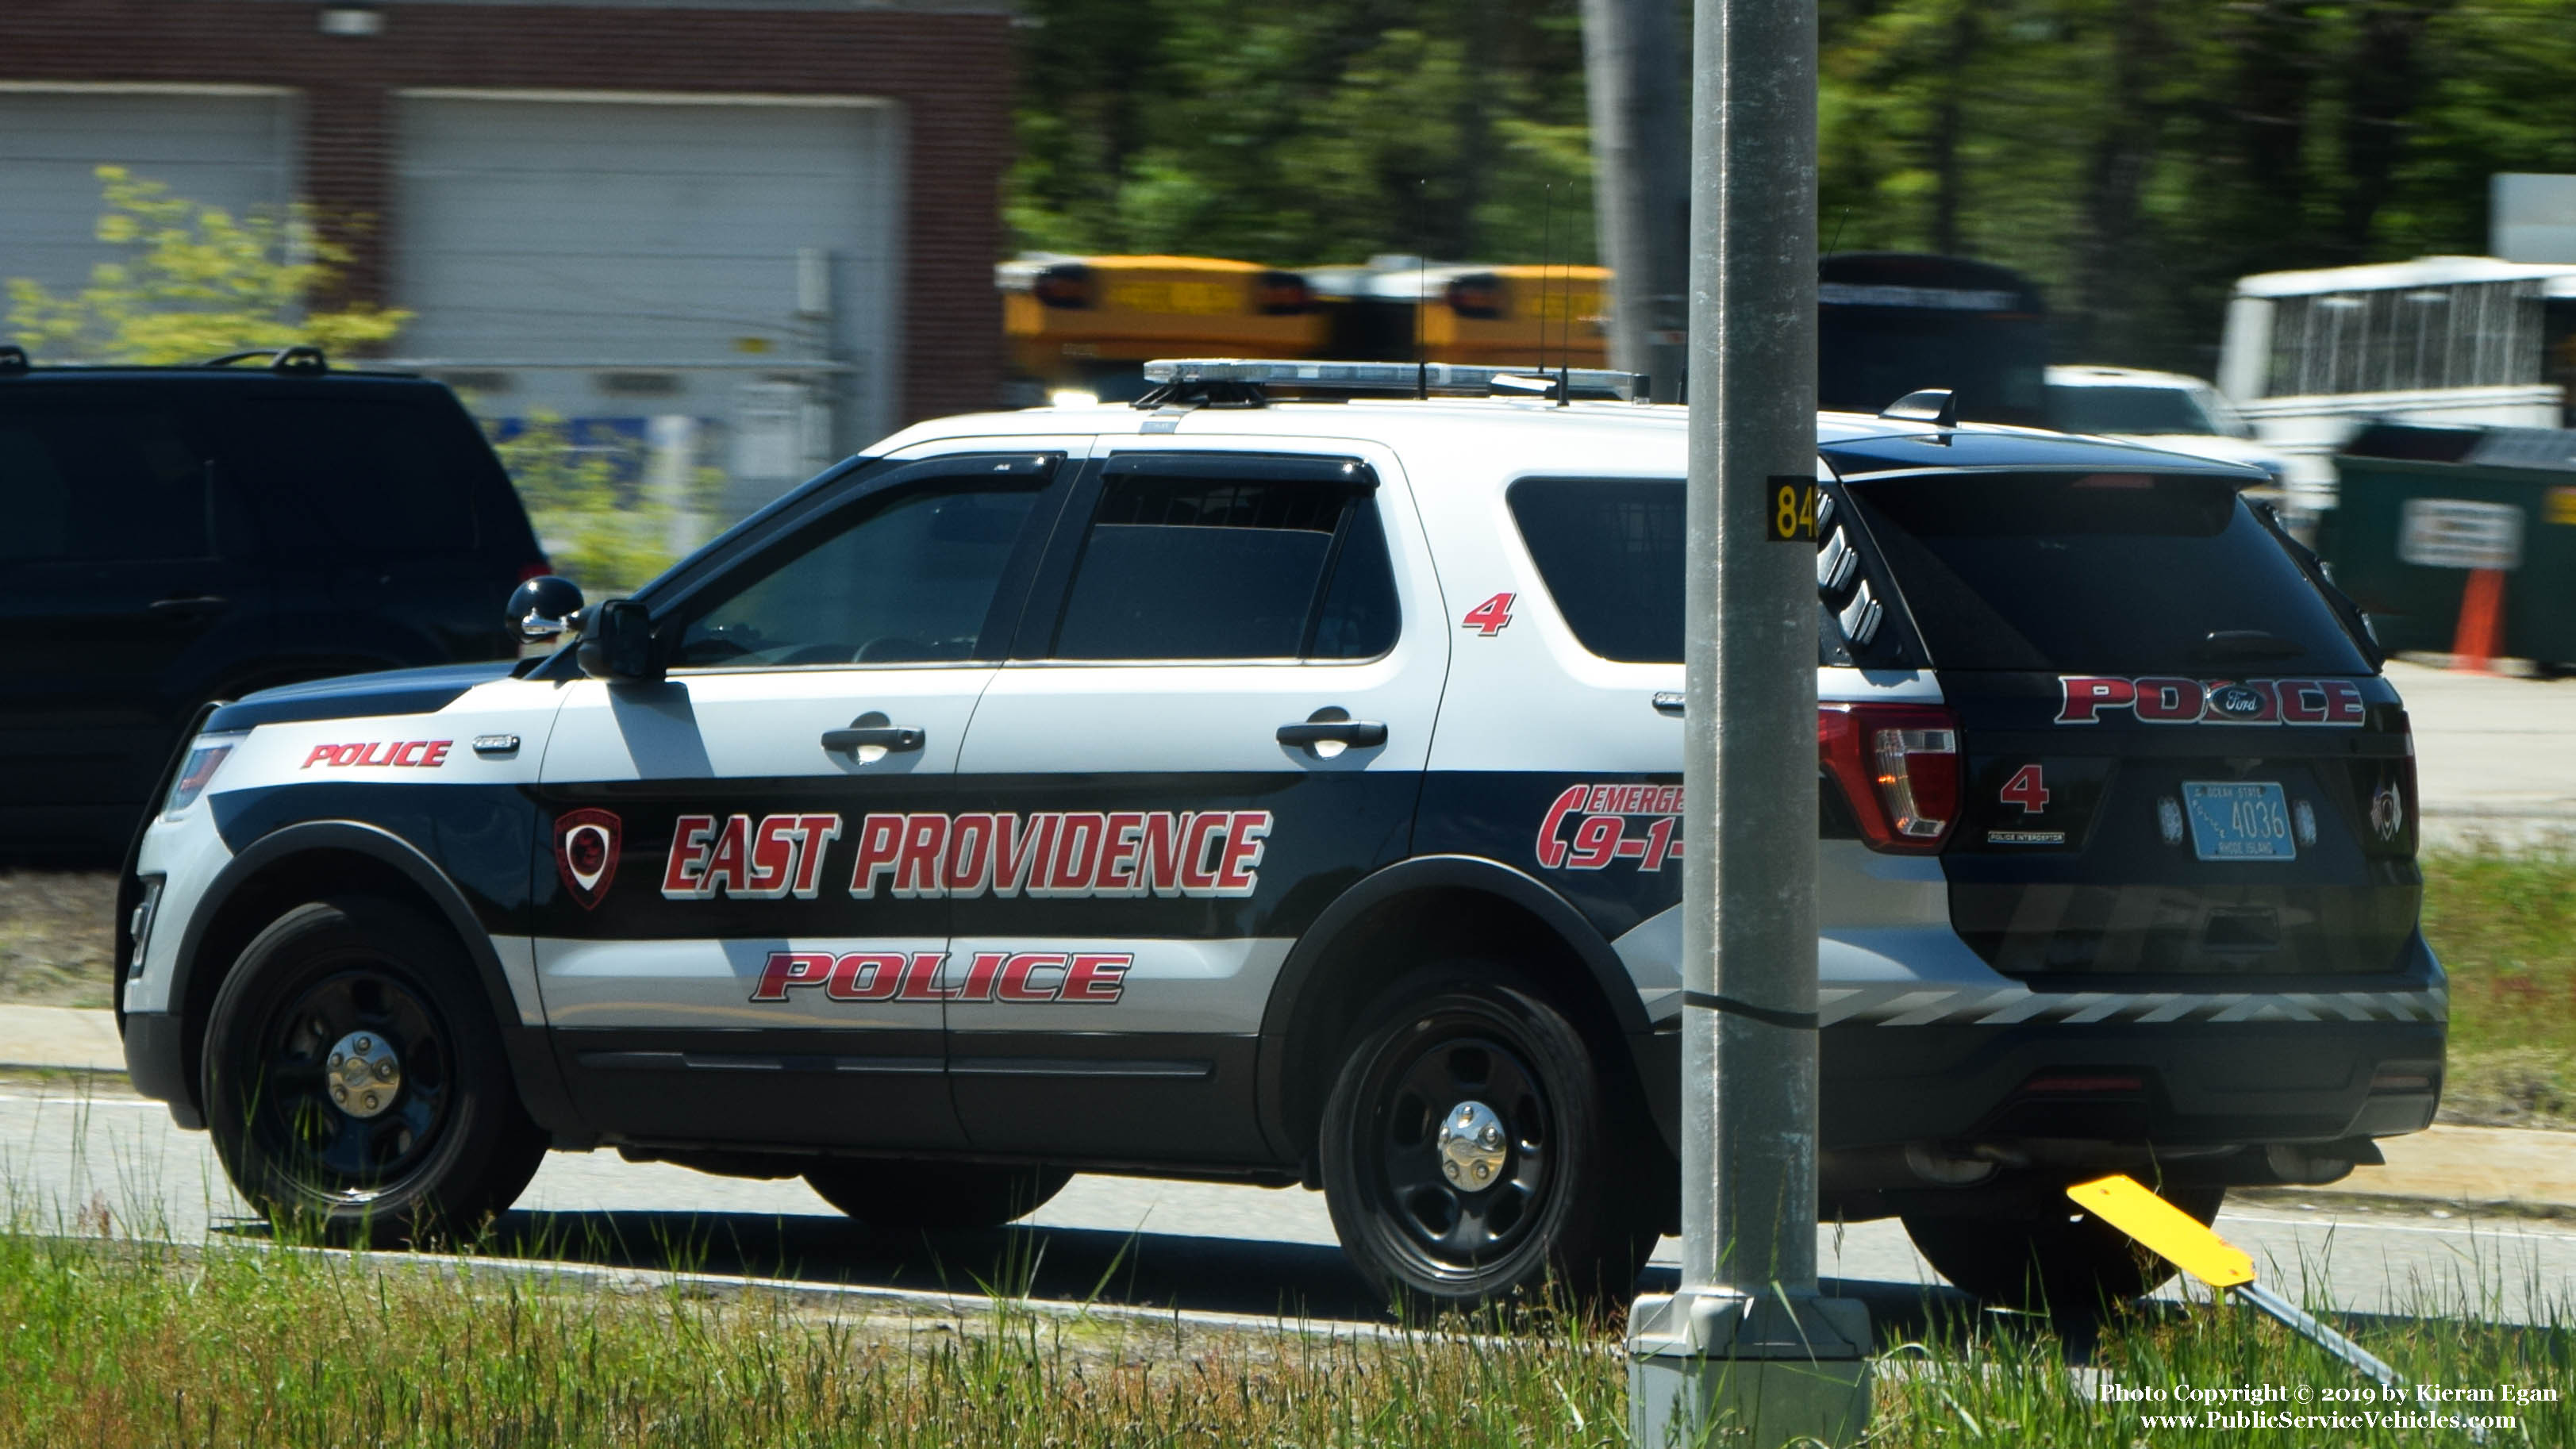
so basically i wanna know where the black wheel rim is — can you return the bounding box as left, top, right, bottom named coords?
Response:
left=247, top=963, right=452, bottom=1203
left=1367, top=1026, right=1552, bottom=1277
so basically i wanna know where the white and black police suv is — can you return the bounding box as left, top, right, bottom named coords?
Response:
left=120, top=360, right=2442, bottom=1310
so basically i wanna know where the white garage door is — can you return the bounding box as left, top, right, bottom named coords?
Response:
left=0, top=85, right=296, bottom=342
left=393, top=91, right=902, bottom=490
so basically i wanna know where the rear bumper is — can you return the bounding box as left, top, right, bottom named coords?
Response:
left=1818, top=1016, right=2442, bottom=1150
left=121, top=1009, right=204, bottom=1129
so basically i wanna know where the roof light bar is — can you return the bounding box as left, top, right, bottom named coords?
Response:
left=1140, top=357, right=1648, bottom=402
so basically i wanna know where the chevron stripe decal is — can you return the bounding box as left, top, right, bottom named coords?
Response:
left=1814, top=983, right=2447, bottom=1028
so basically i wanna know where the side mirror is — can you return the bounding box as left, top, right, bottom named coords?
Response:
left=507, top=575, right=586, bottom=642
left=576, top=598, right=663, bottom=682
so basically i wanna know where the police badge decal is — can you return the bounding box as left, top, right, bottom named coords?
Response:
left=554, top=808, right=623, bottom=910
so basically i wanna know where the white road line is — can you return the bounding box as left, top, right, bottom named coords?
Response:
left=0, top=1094, right=167, bottom=1110
left=2220, top=1212, right=2576, bottom=1243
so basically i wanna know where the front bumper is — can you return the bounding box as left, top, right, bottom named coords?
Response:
left=122, top=1009, right=203, bottom=1129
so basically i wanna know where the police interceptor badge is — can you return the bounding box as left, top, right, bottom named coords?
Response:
left=554, top=809, right=623, bottom=910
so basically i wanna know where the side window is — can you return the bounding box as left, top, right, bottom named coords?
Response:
left=1507, top=477, right=1685, bottom=664
left=0, top=406, right=209, bottom=563
left=675, top=481, right=1043, bottom=669
left=225, top=399, right=483, bottom=553
left=1049, top=461, right=1399, bottom=661
left=1309, top=498, right=1400, bottom=659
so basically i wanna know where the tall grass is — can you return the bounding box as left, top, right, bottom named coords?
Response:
left=2423, top=841, right=2576, bottom=1128
left=0, top=1226, right=2566, bottom=1447
left=0, top=1228, right=1631, bottom=1448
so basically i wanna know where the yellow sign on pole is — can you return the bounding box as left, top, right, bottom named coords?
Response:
left=2065, top=1175, right=2255, bottom=1287
left=2072, top=1174, right=2437, bottom=1416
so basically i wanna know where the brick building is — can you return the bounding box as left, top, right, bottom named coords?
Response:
left=0, top=0, right=1012, bottom=508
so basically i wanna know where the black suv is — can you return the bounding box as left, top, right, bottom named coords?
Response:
left=0, top=347, right=544, bottom=857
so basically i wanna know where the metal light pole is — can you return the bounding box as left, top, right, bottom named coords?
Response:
left=1624, top=0, right=1871, bottom=1441
left=1579, top=0, right=1690, bottom=402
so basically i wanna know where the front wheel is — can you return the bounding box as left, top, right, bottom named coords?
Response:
left=202, top=896, right=548, bottom=1244
left=1903, top=1183, right=2226, bottom=1312
left=805, top=1159, right=1072, bottom=1231
left=1319, top=968, right=1655, bottom=1311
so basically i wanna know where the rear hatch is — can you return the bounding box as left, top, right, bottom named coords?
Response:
left=1828, top=461, right=2418, bottom=979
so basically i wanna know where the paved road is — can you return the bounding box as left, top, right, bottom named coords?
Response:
left=5, top=1081, right=2569, bottom=1335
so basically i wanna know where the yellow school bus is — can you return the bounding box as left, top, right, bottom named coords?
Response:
left=1305, top=259, right=1611, bottom=369
left=1001, top=255, right=1328, bottom=400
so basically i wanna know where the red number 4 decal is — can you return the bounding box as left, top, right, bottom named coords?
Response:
left=2000, top=764, right=2051, bottom=813
left=1462, top=592, right=1516, bottom=636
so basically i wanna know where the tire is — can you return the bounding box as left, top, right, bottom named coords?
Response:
left=805, top=1159, right=1073, bottom=1231
left=1904, top=1183, right=2227, bottom=1312
left=1318, top=967, right=1655, bottom=1311
left=202, top=896, right=548, bottom=1245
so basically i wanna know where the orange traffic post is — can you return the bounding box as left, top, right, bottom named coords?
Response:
left=2450, top=567, right=2505, bottom=675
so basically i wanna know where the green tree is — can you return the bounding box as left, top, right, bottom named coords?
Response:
left=1814, top=0, right=2576, bottom=372
left=6, top=165, right=408, bottom=363
left=1009, top=0, right=1597, bottom=265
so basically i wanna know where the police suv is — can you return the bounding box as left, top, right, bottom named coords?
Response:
left=120, top=360, right=2442, bottom=1311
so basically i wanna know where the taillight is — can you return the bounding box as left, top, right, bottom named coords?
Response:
left=2359, top=713, right=2422, bottom=857
left=1818, top=702, right=1961, bottom=852
left=517, top=559, right=553, bottom=584
left=1445, top=273, right=1506, bottom=319
left=1032, top=263, right=1095, bottom=309
left=2399, top=717, right=2420, bottom=853
left=1255, top=271, right=1312, bottom=316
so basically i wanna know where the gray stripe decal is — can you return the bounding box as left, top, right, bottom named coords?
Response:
left=577, top=1051, right=944, bottom=1074
left=949, top=1058, right=1215, bottom=1079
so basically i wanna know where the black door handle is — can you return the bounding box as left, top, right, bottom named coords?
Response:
left=1277, top=708, right=1387, bottom=748
left=148, top=595, right=229, bottom=621
left=822, top=711, right=924, bottom=754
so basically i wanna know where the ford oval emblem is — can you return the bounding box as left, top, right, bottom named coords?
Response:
left=2213, top=685, right=2263, bottom=717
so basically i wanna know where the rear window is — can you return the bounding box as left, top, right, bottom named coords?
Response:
left=1051, top=467, right=1398, bottom=660
left=223, top=398, right=487, bottom=553
left=1506, top=479, right=1685, bottom=663
left=1846, top=472, right=2371, bottom=675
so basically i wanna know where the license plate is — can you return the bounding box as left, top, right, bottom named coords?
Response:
left=2182, top=782, right=2297, bottom=861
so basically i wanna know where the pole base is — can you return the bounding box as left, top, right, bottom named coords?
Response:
left=1628, top=1289, right=1872, bottom=1449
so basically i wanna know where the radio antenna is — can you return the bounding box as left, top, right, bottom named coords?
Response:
left=1536, top=183, right=1555, bottom=378
left=1550, top=190, right=1570, bottom=406
left=1415, top=180, right=1430, bottom=400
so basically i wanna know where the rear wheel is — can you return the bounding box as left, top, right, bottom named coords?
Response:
left=1319, top=967, right=1655, bottom=1311
left=1903, top=1182, right=2226, bottom=1312
left=805, top=1159, right=1072, bottom=1231
left=202, top=896, right=547, bottom=1244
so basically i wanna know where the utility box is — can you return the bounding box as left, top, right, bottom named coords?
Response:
left=2326, top=422, right=2576, bottom=672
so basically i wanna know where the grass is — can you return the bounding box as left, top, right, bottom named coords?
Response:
left=0, top=1228, right=1631, bottom=1448
left=0, top=1226, right=2565, bottom=1447
left=2423, top=841, right=2576, bottom=1129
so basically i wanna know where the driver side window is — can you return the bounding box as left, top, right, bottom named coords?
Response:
left=675, top=481, right=1042, bottom=669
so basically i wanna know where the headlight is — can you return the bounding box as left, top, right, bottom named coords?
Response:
left=163, top=731, right=248, bottom=818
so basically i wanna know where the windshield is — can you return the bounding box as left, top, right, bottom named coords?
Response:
left=1845, top=472, right=2371, bottom=675
left=2047, top=383, right=2220, bottom=436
